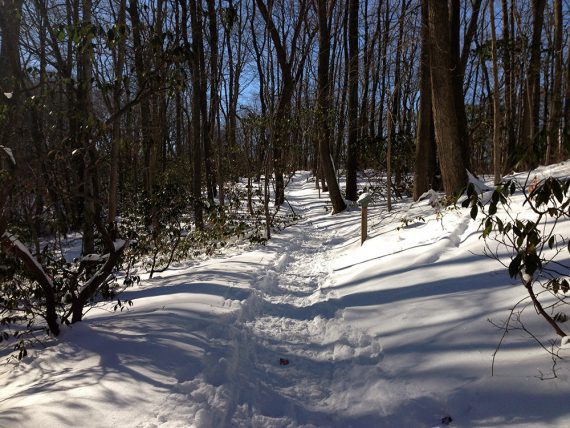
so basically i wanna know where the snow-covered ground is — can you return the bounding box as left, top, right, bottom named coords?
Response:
left=2, top=166, right=570, bottom=427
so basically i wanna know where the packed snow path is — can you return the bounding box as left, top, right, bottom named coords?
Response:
left=2, top=168, right=570, bottom=427
left=139, top=174, right=386, bottom=427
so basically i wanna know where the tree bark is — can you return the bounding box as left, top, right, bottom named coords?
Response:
left=255, top=0, right=311, bottom=207
left=345, top=0, right=359, bottom=201
left=413, top=0, right=436, bottom=200
left=501, top=0, right=515, bottom=172
left=189, top=0, right=205, bottom=228
left=558, top=32, right=570, bottom=159
left=129, top=0, right=154, bottom=193
left=427, top=0, right=468, bottom=196
left=316, top=0, right=346, bottom=214
left=108, top=0, right=126, bottom=226
left=489, top=0, right=502, bottom=184
left=0, top=0, right=23, bottom=153
left=519, top=0, right=546, bottom=169
left=545, top=0, right=562, bottom=165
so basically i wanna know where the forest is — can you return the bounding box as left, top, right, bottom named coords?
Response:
left=1, top=0, right=570, bottom=337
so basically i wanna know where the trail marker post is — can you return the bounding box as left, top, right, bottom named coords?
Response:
left=357, top=192, right=371, bottom=245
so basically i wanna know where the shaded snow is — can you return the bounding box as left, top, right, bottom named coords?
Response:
left=2, top=166, right=570, bottom=427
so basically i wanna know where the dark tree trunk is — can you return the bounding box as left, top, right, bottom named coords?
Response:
left=413, top=0, right=436, bottom=200
left=502, top=0, right=515, bottom=172
left=427, top=0, right=469, bottom=196
left=545, top=0, right=562, bottom=164
left=345, top=0, right=359, bottom=201
left=189, top=0, right=204, bottom=228
left=519, top=0, right=546, bottom=169
left=316, top=0, right=346, bottom=213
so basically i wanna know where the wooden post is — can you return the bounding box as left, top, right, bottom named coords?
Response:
left=357, top=192, right=371, bottom=245
left=361, top=206, right=368, bottom=245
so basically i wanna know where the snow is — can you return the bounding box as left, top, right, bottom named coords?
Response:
left=81, top=253, right=108, bottom=263
left=2, top=166, right=570, bottom=427
left=0, top=145, right=16, bottom=165
left=1, top=231, right=54, bottom=288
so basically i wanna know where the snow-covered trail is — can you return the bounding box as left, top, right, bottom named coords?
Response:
left=137, top=174, right=387, bottom=427
left=3, top=167, right=570, bottom=427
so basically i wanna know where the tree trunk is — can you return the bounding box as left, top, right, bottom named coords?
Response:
left=316, top=0, right=346, bottom=214
left=345, top=0, right=359, bottom=201
left=207, top=0, right=222, bottom=202
left=108, top=0, right=126, bottom=226
left=255, top=0, right=311, bottom=207
left=427, top=0, right=468, bottom=196
left=558, top=32, right=570, bottom=159
left=0, top=0, right=23, bottom=100
left=489, top=0, right=502, bottom=185
left=129, top=0, right=154, bottom=193
left=413, top=0, right=436, bottom=200
left=501, top=0, right=515, bottom=172
left=449, top=0, right=471, bottom=169
left=519, top=0, right=546, bottom=169
left=545, top=0, right=562, bottom=165
left=189, top=0, right=204, bottom=228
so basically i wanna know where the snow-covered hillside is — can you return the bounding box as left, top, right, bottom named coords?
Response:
left=2, top=166, right=570, bottom=428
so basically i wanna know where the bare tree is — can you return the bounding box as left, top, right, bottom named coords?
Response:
left=489, top=0, right=502, bottom=185
left=426, top=0, right=469, bottom=195
left=345, top=0, right=359, bottom=201
left=519, top=0, right=547, bottom=169
left=413, top=0, right=436, bottom=200
left=315, top=0, right=346, bottom=213
left=255, top=0, right=313, bottom=206
left=545, top=0, right=563, bottom=164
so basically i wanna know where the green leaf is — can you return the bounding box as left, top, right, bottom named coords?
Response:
left=489, top=203, right=497, bottom=216
left=496, top=218, right=504, bottom=233
left=548, top=236, right=555, bottom=249
left=483, top=220, right=493, bottom=238
left=524, top=254, right=540, bottom=276
left=509, top=254, right=522, bottom=278
left=561, top=279, right=569, bottom=293
left=470, top=204, right=478, bottom=220
left=552, top=179, right=563, bottom=203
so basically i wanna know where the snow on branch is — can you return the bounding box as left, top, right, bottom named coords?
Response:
left=0, top=145, right=16, bottom=165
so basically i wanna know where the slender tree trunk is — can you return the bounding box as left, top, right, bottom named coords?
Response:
left=564, top=31, right=570, bottom=159
left=501, top=0, right=515, bottom=172
left=207, top=0, right=222, bottom=202
left=449, top=0, right=471, bottom=169
left=189, top=0, right=204, bottom=228
left=386, top=0, right=407, bottom=211
left=79, top=0, right=95, bottom=255
left=108, top=0, right=126, bottom=226
left=129, top=0, right=154, bottom=193
left=519, top=0, right=546, bottom=169
left=255, top=0, right=311, bottom=207
left=345, top=0, right=359, bottom=201
left=359, top=0, right=370, bottom=142
left=316, top=0, right=346, bottom=213
left=546, top=0, right=562, bottom=165
left=489, top=0, right=502, bottom=184
left=0, top=0, right=23, bottom=99
left=413, top=0, right=436, bottom=200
